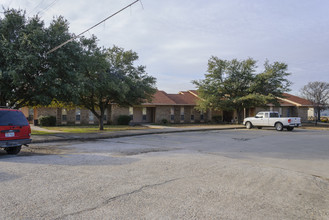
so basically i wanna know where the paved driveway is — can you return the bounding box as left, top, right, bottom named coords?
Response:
left=0, top=129, right=329, bottom=219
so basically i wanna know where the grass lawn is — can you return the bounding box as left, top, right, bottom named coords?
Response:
left=31, top=130, right=55, bottom=135
left=33, top=125, right=147, bottom=134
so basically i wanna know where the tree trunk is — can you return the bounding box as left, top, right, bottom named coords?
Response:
left=98, top=108, right=105, bottom=130
left=89, top=108, right=104, bottom=131
left=236, top=109, right=243, bottom=124
left=317, top=107, right=321, bottom=122
left=99, top=115, right=104, bottom=130
left=314, top=107, right=321, bottom=126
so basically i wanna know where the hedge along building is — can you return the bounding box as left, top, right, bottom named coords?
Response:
left=21, top=91, right=314, bottom=125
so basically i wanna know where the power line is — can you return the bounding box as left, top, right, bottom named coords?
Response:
left=28, top=0, right=45, bottom=16
left=47, top=0, right=140, bottom=54
left=39, top=0, right=59, bottom=15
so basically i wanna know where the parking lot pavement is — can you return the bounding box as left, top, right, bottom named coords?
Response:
left=0, top=129, right=329, bottom=219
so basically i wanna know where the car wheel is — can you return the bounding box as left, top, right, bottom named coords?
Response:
left=275, top=122, right=283, bottom=131
left=287, top=127, right=294, bottom=131
left=5, top=146, right=22, bottom=155
left=245, top=122, right=252, bottom=129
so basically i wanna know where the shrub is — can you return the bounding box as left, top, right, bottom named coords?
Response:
left=39, top=116, right=57, bottom=126
left=212, top=115, right=223, bottom=124
left=161, top=118, right=169, bottom=125
left=117, top=115, right=131, bottom=125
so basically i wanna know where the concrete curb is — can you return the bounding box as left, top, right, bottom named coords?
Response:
left=31, top=126, right=245, bottom=144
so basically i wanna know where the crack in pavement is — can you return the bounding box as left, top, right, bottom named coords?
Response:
left=55, top=178, right=181, bottom=219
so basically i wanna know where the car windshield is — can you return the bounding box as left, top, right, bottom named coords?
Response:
left=0, top=111, right=29, bottom=126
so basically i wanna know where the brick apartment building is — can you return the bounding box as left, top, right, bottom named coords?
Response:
left=21, top=91, right=314, bottom=125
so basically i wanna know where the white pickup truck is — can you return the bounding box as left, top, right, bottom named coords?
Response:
left=243, top=111, right=301, bottom=131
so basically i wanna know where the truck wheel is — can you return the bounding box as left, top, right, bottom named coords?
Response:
left=287, top=127, right=294, bottom=131
left=245, top=122, right=252, bottom=129
left=275, top=123, right=283, bottom=131
left=5, top=146, right=22, bottom=155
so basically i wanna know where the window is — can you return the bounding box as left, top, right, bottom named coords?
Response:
left=190, top=109, right=195, bottom=122
left=200, top=111, right=204, bottom=121
left=142, top=107, right=147, bottom=121
left=75, top=108, right=81, bottom=122
left=265, top=113, right=269, bottom=118
left=129, top=107, right=133, bottom=120
left=270, top=112, right=279, bottom=118
left=0, top=110, right=29, bottom=126
left=28, top=108, right=34, bottom=121
left=170, top=115, right=174, bottom=121
left=89, top=111, right=94, bottom=124
left=180, top=107, right=184, bottom=122
left=62, top=109, right=67, bottom=123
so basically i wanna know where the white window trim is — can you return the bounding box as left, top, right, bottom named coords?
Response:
left=180, top=107, right=184, bottom=123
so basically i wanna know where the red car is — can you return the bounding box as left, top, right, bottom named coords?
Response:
left=0, top=109, right=31, bottom=154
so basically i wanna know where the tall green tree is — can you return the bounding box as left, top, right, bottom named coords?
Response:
left=78, top=40, right=156, bottom=130
left=300, top=81, right=329, bottom=122
left=0, top=9, right=81, bottom=108
left=193, top=57, right=291, bottom=123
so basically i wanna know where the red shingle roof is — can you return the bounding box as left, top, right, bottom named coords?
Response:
left=143, top=90, right=176, bottom=105
left=143, top=90, right=312, bottom=107
left=143, top=90, right=199, bottom=105
left=281, top=93, right=313, bottom=106
left=167, top=92, right=198, bottom=105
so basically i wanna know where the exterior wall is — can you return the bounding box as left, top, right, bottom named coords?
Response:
left=155, top=106, right=171, bottom=123
left=146, top=107, right=155, bottom=123
left=173, top=106, right=181, bottom=123
left=36, top=107, right=58, bottom=119
left=20, top=107, right=29, bottom=119
left=111, top=105, right=129, bottom=125
left=297, top=107, right=309, bottom=122
left=184, top=106, right=192, bottom=123
left=132, top=107, right=143, bottom=123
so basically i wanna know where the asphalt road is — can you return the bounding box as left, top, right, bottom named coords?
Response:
left=1, top=129, right=329, bottom=219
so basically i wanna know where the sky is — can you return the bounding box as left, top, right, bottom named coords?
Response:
left=2, top=0, right=329, bottom=95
